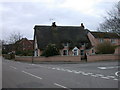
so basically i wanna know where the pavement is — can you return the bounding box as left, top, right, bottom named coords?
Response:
left=2, top=57, right=120, bottom=89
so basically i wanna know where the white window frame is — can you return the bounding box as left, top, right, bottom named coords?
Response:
left=72, top=47, right=79, bottom=56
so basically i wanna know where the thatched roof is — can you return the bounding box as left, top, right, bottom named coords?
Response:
left=34, top=25, right=91, bottom=49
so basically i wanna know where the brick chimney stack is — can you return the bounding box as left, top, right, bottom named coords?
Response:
left=52, top=22, right=56, bottom=27
left=81, top=23, right=84, bottom=29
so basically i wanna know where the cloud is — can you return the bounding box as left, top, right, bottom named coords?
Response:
left=0, top=0, right=119, bottom=40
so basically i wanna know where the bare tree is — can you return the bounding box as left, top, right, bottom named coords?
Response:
left=8, top=31, right=23, bottom=44
left=98, top=1, right=120, bottom=33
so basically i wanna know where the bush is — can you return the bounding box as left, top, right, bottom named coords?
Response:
left=41, top=44, right=60, bottom=57
left=95, top=41, right=116, bottom=54
left=16, top=50, right=33, bottom=56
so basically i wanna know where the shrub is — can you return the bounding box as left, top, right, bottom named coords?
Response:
left=95, top=41, right=116, bottom=54
left=16, top=50, right=33, bottom=56
left=41, top=43, right=60, bottom=57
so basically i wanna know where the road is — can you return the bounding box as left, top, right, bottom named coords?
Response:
left=2, top=58, right=119, bottom=89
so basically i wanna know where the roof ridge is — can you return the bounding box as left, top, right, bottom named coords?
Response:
left=34, top=25, right=82, bottom=27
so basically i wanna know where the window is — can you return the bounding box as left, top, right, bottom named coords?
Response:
left=81, top=43, right=85, bottom=47
left=99, top=38, right=104, bottom=43
left=80, top=50, right=84, bottom=55
left=64, top=43, right=68, bottom=47
left=111, top=39, right=116, bottom=43
left=73, top=49, right=78, bottom=56
left=81, top=43, right=84, bottom=45
left=63, top=50, right=68, bottom=55
left=92, top=49, right=94, bottom=54
left=72, top=47, right=79, bottom=56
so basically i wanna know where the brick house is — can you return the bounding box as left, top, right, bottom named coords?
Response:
left=87, top=31, right=120, bottom=55
left=33, top=22, right=91, bottom=58
left=2, top=44, right=14, bottom=54
left=14, top=38, right=33, bottom=52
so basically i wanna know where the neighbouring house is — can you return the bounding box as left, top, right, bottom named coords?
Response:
left=87, top=31, right=120, bottom=55
left=14, top=38, right=33, bottom=55
left=2, top=38, right=34, bottom=56
left=33, top=22, right=91, bottom=58
left=2, top=44, right=14, bottom=54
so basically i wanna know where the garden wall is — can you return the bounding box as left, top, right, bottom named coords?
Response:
left=87, top=54, right=120, bottom=62
left=15, top=55, right=81, bottom=62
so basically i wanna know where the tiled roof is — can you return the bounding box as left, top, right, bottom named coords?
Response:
left=91, top=32, right=120, bottom=38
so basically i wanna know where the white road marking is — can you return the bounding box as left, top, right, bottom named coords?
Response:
left=95, top=74, right=104, bottom=77
left=115, top=71, right=120, bottom=77
left=82, top=72, right=90, bottom=75
left=31, top=64, right=35, bottom=65
left=113, top=78, right=118, bottom=80
left=66, top=69, right=73, bottom=72
left=98, top=66, right=120, bottom=70
left=56, top=68, right=61, bottom=70
left=91, top=75, right=99, bottom=77
left=10, top=66, right=17, bottom=69
left=54, top=83, right=68, bottom=88
left=101, top=77, right=110, bottom=79
left=73, top=71, right=81, bottom=74
left=52, top=68, right=56, bottom=69
left=60, top=68, right=66, bottom=71
left=86, top=73, right=93, bottom=75
left=22, top=71, right=42, bottom=79
left=107, top=76, right=115, bottom=78
left=49, top=67, right=117, bottom=81
left=24, top=63, right=118, bottom=81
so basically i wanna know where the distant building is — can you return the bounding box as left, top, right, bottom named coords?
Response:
left=2, top=38, right=33, bottom=55
left=2, top=44, right=14, bottom=54
left=87, top=32, right=120, bottom=55
left=14, top=38, right=33, bottom=52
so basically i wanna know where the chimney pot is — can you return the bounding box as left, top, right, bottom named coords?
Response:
left=81, top=23, right=84, bottom=29
left=52, top=22, right=56, bottom=27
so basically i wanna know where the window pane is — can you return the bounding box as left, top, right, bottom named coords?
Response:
left=63, top=50, right=68, bottom=55
left=80, top=50, right=84, bottom=55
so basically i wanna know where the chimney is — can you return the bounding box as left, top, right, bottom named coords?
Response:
left=52, top=22, right=56, bottom=27
left=81, top=23, right=84, bottom=29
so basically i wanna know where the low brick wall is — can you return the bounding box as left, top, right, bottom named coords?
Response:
left=87, top=54, right=120, bottom=62
left=15, top=55, right=81, bottom=62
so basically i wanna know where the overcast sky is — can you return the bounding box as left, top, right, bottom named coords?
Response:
left=0, top=0, right=119, bottom=40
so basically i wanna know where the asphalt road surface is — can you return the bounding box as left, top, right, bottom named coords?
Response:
left=2, top=58, right=119, bottom=89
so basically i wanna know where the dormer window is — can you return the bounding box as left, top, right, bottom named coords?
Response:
left=64, top=42, right=69, bottom=47
left=81, top=43, right=85, bottom=47
left=81, top=43, right=84, bottom=45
